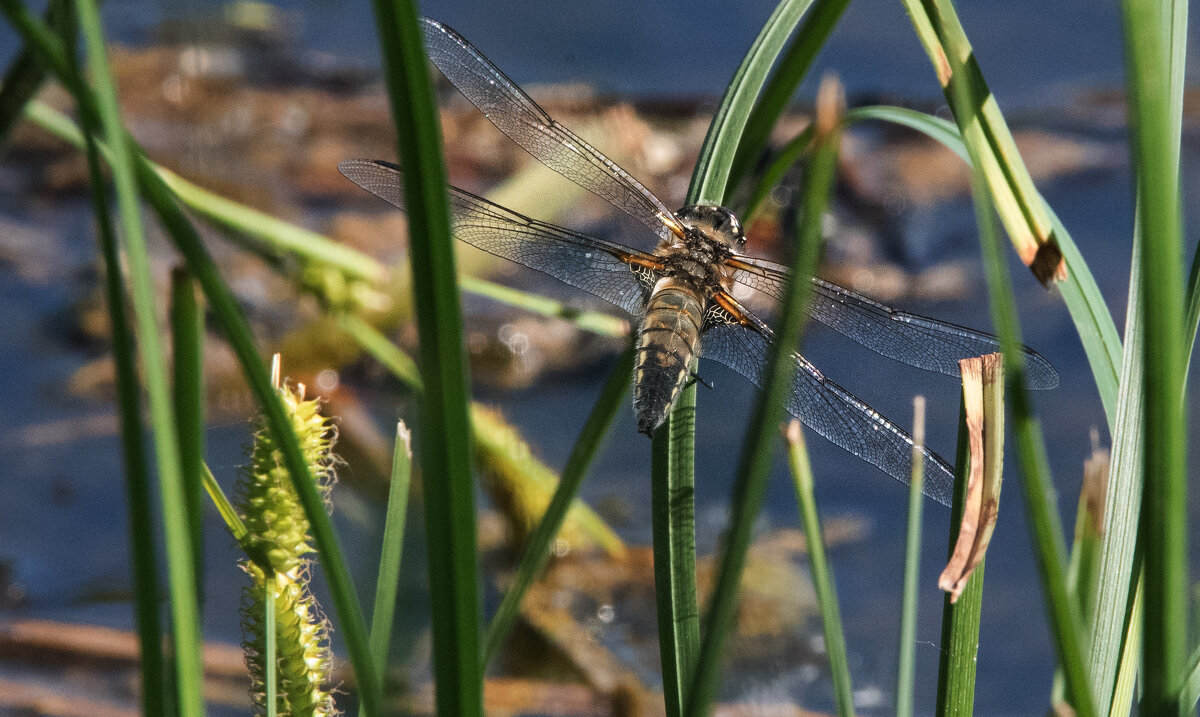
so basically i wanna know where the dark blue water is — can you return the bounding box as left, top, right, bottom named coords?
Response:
left=2, top=1, right=1197, bottom=714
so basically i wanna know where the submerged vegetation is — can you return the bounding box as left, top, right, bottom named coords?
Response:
left=0, top=0, right=1193, bottom=715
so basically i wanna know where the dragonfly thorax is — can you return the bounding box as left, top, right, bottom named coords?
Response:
left=652, top=204, right=745, bottom=296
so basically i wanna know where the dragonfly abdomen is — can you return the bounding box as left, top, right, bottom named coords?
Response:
left=634, top=279, right=705, bottom=435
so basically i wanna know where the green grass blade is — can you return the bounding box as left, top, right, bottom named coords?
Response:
left=337, top=314, right=424, bottom=391
left=897, top=0, right=1123, bottom=421
left=1179, top=642, right=1200, bottom=716
left=362, top=423, right=414, bottom=714
left=72, top=2, right=204, bottom=713
left=80, top=106, right=166, bottom=717
left=895, top=397, right=926, bottom=717
left=1121, top=0, right=1189, bottom=709
left=688, top=0, right=817, bottom=206
left=786, top=422, right=855, bottom=716
left=651, top=374, right=701, bottom=717
left=0, top=0, right=71, bottom=156
left=685, top=81, right=841, bottom=717
left=742, top=124, right=814, bottom=221
left=959, top=81, right=1095, bottom=715
left=367, top=3, right=482, bottom=716
left=171, top=270, right=206, bottom=598
left=486, top=345, right=635, bottom=664
left=934, top=402, right=984, bottom=716
left=726, top=0, right=851, bottom=195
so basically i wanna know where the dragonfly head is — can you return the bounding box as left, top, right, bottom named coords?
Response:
left=676, top=205, right=745, bottom=249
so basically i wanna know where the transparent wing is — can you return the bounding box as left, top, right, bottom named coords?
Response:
left=421, top=17, right=685, bottom=240
left=727, top=256, right=1059, bottom=390
left=339, top=159, right=655, bottom=316
left=701, top=318, right=957, bottom=506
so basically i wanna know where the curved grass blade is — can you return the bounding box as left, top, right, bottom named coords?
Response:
left=485, top=345, right=634, bottom=664
left=0, top=0, right=72, bottom=156
left=685, top=78, right=842, bottom=717
left=367, top=3, right=482, bottom=716
left=73, top=2, right=204, bottom=712
left=786, top=422, right=855, bottom=716
left=726, top=0, right=851, bottom=196
left=958, top=79, right=1095, bottom=716
left=688, top=0, right=819, bottom=206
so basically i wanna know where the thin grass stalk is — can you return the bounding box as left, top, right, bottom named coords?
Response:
left=1121, top=0, right=1189, bottom=711
left=934, top=402, right=984, bottom=716
left=684, top=79, right=840, bottom=717
left=0, top=0, right=71, bottom=155
left=171, top=270, right=206, bottom=598
left=725, top=0, right=851, bottom=195
left=81, top=107, right=166, bottom=717
left=366, top=3, right=482, bottom=716
left=895, top=397, right=926, bottom=717
left=961, top=93, right=1095, bottom=717
left=786, top=422, right=855, bottom=716
left=361, top=423, right=414, bottom=716
left=72, top=2, right=205, bottom=713
left=485, top=345, right=635, bottom=663
left=265, top=575, right=278, bottom=717
left=651, top=376, right=701, bottom=717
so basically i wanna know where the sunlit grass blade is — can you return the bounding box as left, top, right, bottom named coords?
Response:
left=786, top=422, right=855, bottom=716
left=264, top=576, right=278, bottom=717
left=79, top=100, right=166, bottom=717
left=726, top=0, right=850, bottom=196
left=652, top=373, right=701, bottom=717
left=958, top=77, right=1095, bottom=717
left=1121, top=0, right=1189, bottom=710
left=367, top=3, right=482, bottom=716
left=934, top=401, right=984, bottom=715
left=23, top=100, right=627, bottom=339
left=171, top=269, right=206, bottom=598
left=685, top=77, right=842, bottom=717
left=72, top=1, right=204, bottom=713
left=895, top=397, right=926, bottom=717
left=361, top=423, right=414, bottom=715
left=486, top=345, right=635, bottom=664
left=688, top=0, right=818, bottom=206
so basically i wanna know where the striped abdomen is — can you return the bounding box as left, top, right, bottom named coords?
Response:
left=634, top=278, right=705, bottom=435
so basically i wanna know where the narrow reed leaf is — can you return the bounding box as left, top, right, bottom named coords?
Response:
left=486, top=345, right=635, bottom=663
left=688, top=0, right=816, bottom=206
left=365, top=423, right=414, bottom=693
left=685, top=77, right=842, bottom=717
left=171, top=269, right=206, bottom=597
left=0, top=0, right=71, bottom=156
left=265, top=577, right=278, bottom=717
left=81, top=107, right=166, bottom=716
left=652, top=371, right=701, bottom=717
left=23, top=100, right=627, bottom=339
left=204, top=463, right=249, bottom=545
left=1122, top=0, right=1189, bottom=708
left=934, top=400, right=984, bottom=716
left=726, top=0, right=851, bottom=195
left=367, top=3, right=482, bottom=716
left=895, top=396, right=926, bottom=717
left=73, top=1, right=205, bottom=712
left=960, top=77, right=1095, bottom=714
left=1180, top=642, right=1200, bottom=717
left=786, top=421, right=855, bottom=717
left=337, top=314, right=424, bottom=391
left=742, top=124, right=814, bottom=221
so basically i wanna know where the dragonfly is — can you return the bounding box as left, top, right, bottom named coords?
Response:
left=339, top=17, right=1059, bottom=507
